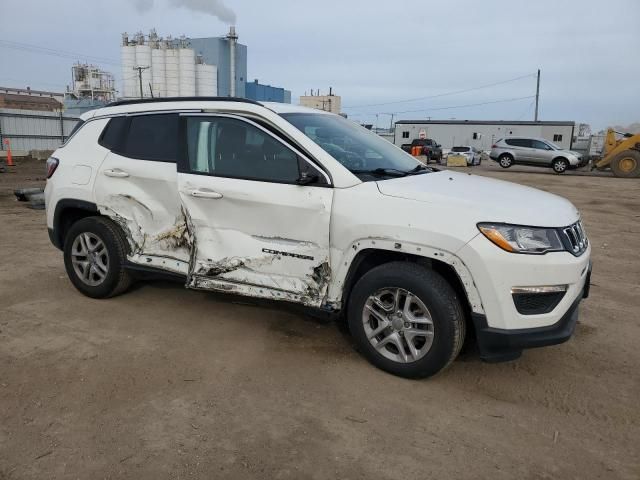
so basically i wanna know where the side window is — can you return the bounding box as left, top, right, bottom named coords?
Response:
left=185, top=117, right=301, bottom=183
left=402, top=131, right=409, bottom=139
left=531, top=139, right=549, bottom=150
left=99, top=116, right=128, bottom=151
left=553, top=134, right=563, bottom=142
left=122, top=114, right=179, bottom=162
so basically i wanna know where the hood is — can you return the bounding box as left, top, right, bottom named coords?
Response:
left=376, top=170, right=580, bottom=227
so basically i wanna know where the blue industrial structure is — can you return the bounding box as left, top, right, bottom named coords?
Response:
left=245, top=79, right=291, bottom=103
left=186, top=36, right=248, bottom=98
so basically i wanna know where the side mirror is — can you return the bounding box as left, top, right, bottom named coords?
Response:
left=296, top=171, right=319, bottom=185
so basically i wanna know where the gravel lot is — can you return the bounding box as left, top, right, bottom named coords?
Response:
left=1, top=158, right=638, bottom=479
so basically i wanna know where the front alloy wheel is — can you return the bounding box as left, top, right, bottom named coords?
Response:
left=552, top=158, right=568, bottom=173
left=363, top=288, right=434, bottom=363
left=347, top=262, right=465, bottom=378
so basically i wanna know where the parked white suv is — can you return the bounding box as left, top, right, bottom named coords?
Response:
left=45, top=98, right=591, bottom=378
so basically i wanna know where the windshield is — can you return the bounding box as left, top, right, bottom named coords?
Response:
left=451, top=146, right=470, bottom=152
left=546, top=141, right=561, bottom=150
left=281, top=113, right=429, bottom=180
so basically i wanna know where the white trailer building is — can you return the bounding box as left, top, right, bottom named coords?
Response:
left=394, top=120, right=576, bottom=151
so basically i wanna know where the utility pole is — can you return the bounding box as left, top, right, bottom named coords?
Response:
left=534, top=69, right=540, bottom=121
left=389, top=113, right=395, bottom=133
left=133, top=66, right=150, bottom=99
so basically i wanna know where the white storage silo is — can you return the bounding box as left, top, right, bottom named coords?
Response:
left=151, top=47, right=166, bottom=97
left=121, top=44, right=137, bottom=98
left=178, top=47, right=196, bottom=96
left=165, top=48, right=180, bottom=97
left=195, top=64, right=217, bottom=96
left=135, top=43, right=152, bottom=97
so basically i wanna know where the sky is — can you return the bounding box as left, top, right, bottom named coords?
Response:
left=1, top=0, right=639, bottom=130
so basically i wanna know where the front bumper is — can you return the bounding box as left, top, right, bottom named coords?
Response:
left=472, top=264, right=591, bottom=362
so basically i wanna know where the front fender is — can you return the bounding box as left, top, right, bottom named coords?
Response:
left=325, top=236, right=484, bottom=314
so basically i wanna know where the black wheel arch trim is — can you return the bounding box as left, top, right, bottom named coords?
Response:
left=50, top=199, right=99, bottom=250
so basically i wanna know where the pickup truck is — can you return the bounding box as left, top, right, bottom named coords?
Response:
left=45, top=98, right=591, bottom=379
left=401, top=138, right=443, bottom=162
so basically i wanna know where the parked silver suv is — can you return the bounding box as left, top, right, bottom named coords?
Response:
left=490, top=137, right=583, bottom=173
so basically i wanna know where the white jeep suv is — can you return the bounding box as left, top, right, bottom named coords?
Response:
left=45, top=98, right=592, bottom=378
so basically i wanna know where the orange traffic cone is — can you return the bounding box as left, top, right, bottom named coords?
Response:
left=3, top=139, right=14, bottom=167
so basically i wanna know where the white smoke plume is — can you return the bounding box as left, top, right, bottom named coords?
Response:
left=133, top=0, right=237, bottom=24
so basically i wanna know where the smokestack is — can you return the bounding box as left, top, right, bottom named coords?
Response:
left=226, top=25, right=238, bottom=97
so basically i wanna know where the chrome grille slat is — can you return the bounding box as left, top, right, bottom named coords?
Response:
left=562, top=221, right=588, bottom=256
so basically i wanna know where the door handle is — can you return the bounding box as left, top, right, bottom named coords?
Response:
left=189, top=189, right=223, bottom=199
left=104, top=169, right=130, bottom=178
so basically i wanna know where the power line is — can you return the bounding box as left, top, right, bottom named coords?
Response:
left=516, top=99, right=537, bottom=121
left=348, top=95, right=536, bottom=118
left=342, top=73, right=537, bottom=109
left=0, top=39, right=120, bottom=66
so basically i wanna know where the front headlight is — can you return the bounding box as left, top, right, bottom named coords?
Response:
left=477, top=223, right=565, bottom=254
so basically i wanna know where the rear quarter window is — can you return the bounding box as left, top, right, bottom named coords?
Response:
left=99, top=116, right=128, bottom=151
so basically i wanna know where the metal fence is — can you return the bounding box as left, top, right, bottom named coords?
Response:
left=0, top=108, right=81, bottom=152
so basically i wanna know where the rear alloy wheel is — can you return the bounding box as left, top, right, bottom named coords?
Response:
left=63, top=216, right=133, bottom=298
left=552, top=158, right=569, bottom=174
left=499, top=155, right=513, bottom=168
left=348, top=262, right=465, bottom=379
left=610, top=150, right=640, bottom=178
left=71, top=232, right=110, bottom=286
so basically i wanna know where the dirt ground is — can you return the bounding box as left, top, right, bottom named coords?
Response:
left=1, top=158, right=638, bottom=479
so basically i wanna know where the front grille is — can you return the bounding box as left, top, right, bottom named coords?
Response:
left=512, top=291, right=565, bottom=315
left=561, top=221, right=588, bottom=256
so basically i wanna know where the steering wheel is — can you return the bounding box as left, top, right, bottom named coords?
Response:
left=341, top=151, right=365, bottom=170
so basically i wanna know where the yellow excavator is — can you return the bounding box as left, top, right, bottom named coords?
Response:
left=594, top=128, right=640, bottom=177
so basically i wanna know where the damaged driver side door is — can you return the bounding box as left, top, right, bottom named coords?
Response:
left=177, top=114, right=333, bottom=307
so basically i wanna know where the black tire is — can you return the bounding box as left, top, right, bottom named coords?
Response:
left=498, top=154, right=513, bottom=168
left=347, top=262, right=465, bottom=379
left=610, top=150, right=640, bottom=178
left=63, top=216, right=133, bottom=298
left=552, top=157, right=569, bottom=174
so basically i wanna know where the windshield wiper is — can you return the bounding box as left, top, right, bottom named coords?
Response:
left=349, top=168, right=410, bottom=177
left=350, top=165, right=435, bottom=178
left=407, top=164, right=430, bottom=174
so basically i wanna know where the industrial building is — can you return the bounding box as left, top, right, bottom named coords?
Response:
left=394, top=120, right=576, bottom=151
left=186, top=27, right=246, bottom=98
left=245, top=79, right=291, bottom=103
left=0, top=87, right=63, bottom=111
left=121, top=30, right=219, bottom=99
left=63, top=63, right=116, bottom=116
left=299, top=89, right=341, bottom=114
left=119, top=27, right=289, bottom=102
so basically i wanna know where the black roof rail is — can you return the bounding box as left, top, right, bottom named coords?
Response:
left=106, top=96, right=263, bottom=107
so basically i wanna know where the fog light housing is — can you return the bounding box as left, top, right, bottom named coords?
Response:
left=511, top=285, right=567, bottom=315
